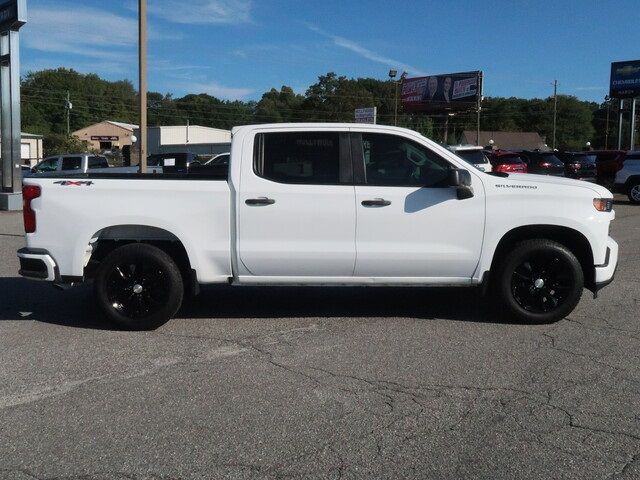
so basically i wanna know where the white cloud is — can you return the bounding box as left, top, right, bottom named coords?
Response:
left=24, top=6, right=138, bottom=60
left=24, top=5, right=175, bottom=61
left=307, top=24, right=427, bottom=76
left=148, top=0, right=252, bottom=25
left=184, top=81, right=254, bottom=100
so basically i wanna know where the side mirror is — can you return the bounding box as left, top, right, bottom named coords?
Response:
left=448, top=168, right=474, bottom=200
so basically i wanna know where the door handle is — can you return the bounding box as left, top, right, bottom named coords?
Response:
left=362, top=198, right=391, bottom=207
left=245, top=197, right=276, bottom=206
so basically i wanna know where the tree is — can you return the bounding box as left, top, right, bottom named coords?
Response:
left=255, top=86, right=304, bottom=123
left=43, top=134, right=93, bottom=156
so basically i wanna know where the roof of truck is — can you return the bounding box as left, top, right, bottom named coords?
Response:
left=232, top=123, right=424, bottom=135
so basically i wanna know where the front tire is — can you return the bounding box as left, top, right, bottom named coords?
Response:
left=492, top=239, right=584, bottom=324
left=628, top=182, right=640, bottom=204
left=94, top=243, right=184, bottom=330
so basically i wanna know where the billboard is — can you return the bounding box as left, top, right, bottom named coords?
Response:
left=610, top=60, right=640, bottom=99
left=401, top=71, right=482, bottom=112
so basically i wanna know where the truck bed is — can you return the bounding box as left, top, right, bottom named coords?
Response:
left=22, top=174, right=233, bottom=284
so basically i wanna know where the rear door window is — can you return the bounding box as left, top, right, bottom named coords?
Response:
left=88, top=156, right=109, bottom=169
left=61, top=157, right=83, bottom=171
left=497, top=155, right=525, bottom=165
left=254, top=132, right=344, bottom=185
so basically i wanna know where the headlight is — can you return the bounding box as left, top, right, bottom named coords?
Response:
left=593, top=198, right=613, bottom=212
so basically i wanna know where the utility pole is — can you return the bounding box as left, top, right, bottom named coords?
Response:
left=65, top=91, right=72, bottom=136
left=138, top=0, right=148, bottom=173
left=552, top=80, right=558, bottom=150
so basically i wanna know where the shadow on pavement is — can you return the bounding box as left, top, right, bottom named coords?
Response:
left=0, top=276, right=497, bottom=330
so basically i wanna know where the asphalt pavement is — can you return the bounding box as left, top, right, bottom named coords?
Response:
left=0, top=198, right=639, bottom=479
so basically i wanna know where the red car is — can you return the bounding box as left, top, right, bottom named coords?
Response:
left=592, top=150, right=626, bottom=188
left=485, top=149, right=528, bottom=174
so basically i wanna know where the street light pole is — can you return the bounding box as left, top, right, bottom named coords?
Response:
left=389, top=69, right=397, bottom=126
left=138, top=0, right=148, bottom=173
left=605, top=95, right=610, bottom=150
left=394, top=81, right=399, bottom=126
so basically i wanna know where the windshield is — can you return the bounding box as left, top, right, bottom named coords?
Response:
left=457, top=150, right=487, bottom=165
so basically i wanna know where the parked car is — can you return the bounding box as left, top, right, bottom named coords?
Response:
left=18, top=123, right=617, bottom=330
left=29, top=154, right=162, bottom=176
left=518, top=150, right=565, bottom=176
left=486, top=149, right=528, bottom=174
left=556, top=152, right=597, bottom=181
left=203, top=152, right=231, bottom=167
left=448, top=145, right=492, bottom=172
left=613, top=151, right=640, bottom=204
left=592, top=150, right=626, bottom=188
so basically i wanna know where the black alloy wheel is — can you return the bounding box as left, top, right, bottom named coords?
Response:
left=493, top=239, right=584, bottom=324
left=511, top=253, right=573, bottom=313
left=94, top=243, right=184, bottom=330
left=106, top=261, right=171, bottom=319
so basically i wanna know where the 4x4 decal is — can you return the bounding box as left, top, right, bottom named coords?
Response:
left=54, top=181, right=94, bottom=187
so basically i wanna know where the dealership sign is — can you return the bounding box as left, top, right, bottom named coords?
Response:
left=91, top=136, right=119, bottom=141
left=610, top=60, right=640, bottom=99
left=0, top=0, right=26, bottom=32
left=355, top=107, right=377, bottom=124
left=402, top=71, right=482, bottom=113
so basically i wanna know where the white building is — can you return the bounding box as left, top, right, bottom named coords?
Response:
left=133, top=125, right=232, bottom=156
left=0, top=132, right=44, bottom=167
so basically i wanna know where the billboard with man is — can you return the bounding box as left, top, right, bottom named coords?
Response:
left=401, top=71, right=482, bottom=112
left=610, top=60, right=640, bottom=99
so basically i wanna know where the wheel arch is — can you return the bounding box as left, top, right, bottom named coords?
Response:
left=488, top=224, right=595, bottom=290
left=85, top=224, right=198, bottom=296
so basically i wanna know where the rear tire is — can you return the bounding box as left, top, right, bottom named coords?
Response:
left=491, top=239, right=584, bottom=324
left=94, top=243, right=184, bottom=330
left=627, top=182, right=640, bottom=204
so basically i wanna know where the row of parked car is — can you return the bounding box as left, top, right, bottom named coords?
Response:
left=25, top=152, right=231, bottom=177
left=449, top=145, right=640, bottom=203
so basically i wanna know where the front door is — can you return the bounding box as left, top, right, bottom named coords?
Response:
left=238, top=129, right=356, bottom=277
left=352, top=131, right=485, bottom=280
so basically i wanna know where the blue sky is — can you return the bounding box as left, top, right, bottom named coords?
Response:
left=21, top=0, right=640, bottom=102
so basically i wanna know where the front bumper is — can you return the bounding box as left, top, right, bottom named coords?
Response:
left=594, top=237, right=618, bottom=292
left=17, top=248, right=58, bottom=281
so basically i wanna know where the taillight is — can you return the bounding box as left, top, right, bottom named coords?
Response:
left=540, top=162, right=552, bottom=168
left=22, top=185, right=41, bottom=234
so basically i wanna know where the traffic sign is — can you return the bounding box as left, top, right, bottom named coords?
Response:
left=355, top=107, right=377, bottom=124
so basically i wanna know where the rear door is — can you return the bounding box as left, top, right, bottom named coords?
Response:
left=352, top=131, right=485, bottom=280
left=237, top=129, right=356, bottom=277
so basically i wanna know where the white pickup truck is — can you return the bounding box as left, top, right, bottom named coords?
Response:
left=18, top=124, right=618, bottom=330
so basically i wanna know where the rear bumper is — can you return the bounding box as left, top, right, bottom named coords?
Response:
left=17, top=248, right=58, bottom=281
left=593, top=237, right=618, bottom=292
